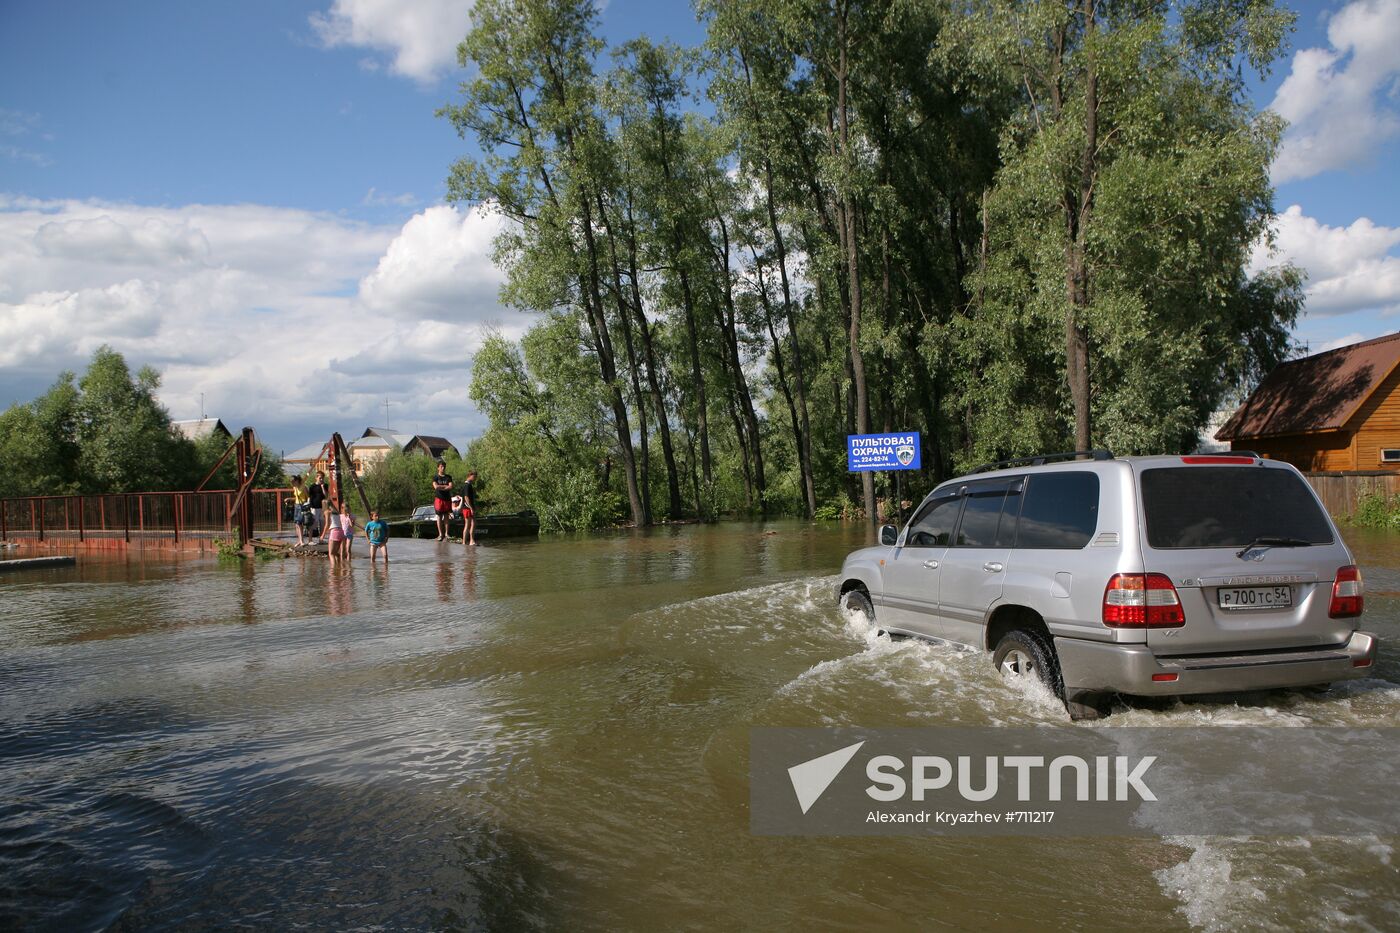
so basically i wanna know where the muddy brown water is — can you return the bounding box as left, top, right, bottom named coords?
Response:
left=2, top=522, right=1399, bottom=930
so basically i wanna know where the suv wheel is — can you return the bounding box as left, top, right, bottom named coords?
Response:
left=841, top=589, right=877, bottom=628
left=992, top=629, right=1063, bottom=698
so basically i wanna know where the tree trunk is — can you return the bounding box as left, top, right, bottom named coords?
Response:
left=621, top=188, right=684, bottom=520
left=577, top=192, right=645, bottom=526
left=653, top=107, right=713, bottom=486
left=595, top=191, right=652, bottom=525
left=837, top=7, right=876, bottom=525
left=764, top=160, right=816, bottom=518
left=1064, top=0, right=1097, bottom=452
left=703, top=175, right=767, bottom=517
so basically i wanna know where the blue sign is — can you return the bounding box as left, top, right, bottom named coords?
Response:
left=847, top=432, right=922, bottom=472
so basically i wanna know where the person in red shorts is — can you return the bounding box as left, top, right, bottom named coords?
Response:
left=459, top=470, right=479, bottom=546
left=431, top=460, right=454, bottom=541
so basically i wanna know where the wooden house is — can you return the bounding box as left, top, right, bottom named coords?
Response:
left=1215, top=332, right=1400, bottom=472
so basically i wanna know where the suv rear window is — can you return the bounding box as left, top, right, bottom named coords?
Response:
left=1140, top=466, right=1334, bottom=549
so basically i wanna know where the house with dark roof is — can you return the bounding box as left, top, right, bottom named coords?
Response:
left=1215, top=332, right=1400, bottom=472
left=404, top=435, right=458, bottom=459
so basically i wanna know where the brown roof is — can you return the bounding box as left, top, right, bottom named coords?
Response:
left=1216, top=332, right=1400, bottom=441
left=410, top=435, right=458, bottom=456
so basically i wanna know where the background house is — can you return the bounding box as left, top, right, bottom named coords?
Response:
left=1216, top=333, right=1400, bottom=471
left=172, top=418, right=231, bottom=443
left=282, top=440, right=331, bottom=478
left=285, top=428, right=462, bottom=478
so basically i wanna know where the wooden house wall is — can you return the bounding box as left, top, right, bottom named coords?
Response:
left=1232, top=432, right=1354, bottom=471
left=1346, top=362, right=1400, bottom=471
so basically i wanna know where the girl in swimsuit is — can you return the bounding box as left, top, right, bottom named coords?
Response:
left=327, top=500, right=346, bottom=561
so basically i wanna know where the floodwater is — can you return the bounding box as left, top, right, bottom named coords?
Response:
left=2, top=522, right=1399, bottom=931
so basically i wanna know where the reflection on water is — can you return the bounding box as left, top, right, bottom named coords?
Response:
left=1, top=522, right=1398, bottom=930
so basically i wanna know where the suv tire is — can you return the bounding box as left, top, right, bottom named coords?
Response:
left=992, top=628, right=1063, bottom=698
left=842, top=588, right=877, bottom=628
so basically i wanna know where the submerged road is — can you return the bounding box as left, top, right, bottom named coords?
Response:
left=2, top=522, right=1398, bottom=930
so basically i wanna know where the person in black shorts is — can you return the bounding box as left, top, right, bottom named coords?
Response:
left=460, top=470, right=479, bottom=546
left=431, top=460, right=454, bottom=541
left=307, top=470, right=328, bottom=544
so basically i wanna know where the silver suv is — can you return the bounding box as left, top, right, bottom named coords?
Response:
left=837, top=451, right=1378, bottom=719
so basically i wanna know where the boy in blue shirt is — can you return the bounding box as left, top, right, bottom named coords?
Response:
left=365, top=509, right=389, bottom=565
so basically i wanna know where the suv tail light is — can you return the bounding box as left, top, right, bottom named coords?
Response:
left=1329, top=565, right=1364, bottom=618
left=1103, top=573, right=1186, bottom=627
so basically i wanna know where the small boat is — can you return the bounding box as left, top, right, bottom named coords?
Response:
left=386, top=506, right=540, bottom=540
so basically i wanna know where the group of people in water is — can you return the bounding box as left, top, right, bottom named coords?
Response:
left=286, top=459, right=479, bottom=564
left=432, top=460, right=479, bottom=546
left=288, top=472, right=390, bottom=565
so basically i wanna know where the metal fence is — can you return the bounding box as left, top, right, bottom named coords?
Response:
left=0, top=489, right=291, bottom=547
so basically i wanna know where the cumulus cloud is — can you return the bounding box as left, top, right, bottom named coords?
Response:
left=0, top=196, right=511, bottom=451
left=1269, top=0, right=1400, bottom=183
left=359, top=203, right=505, bottom=321
left=1251, top=204, right=1400, bottom=316
left=309, top=0, right=474, bottom=84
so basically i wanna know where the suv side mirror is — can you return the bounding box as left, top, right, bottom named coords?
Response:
left=879, top=524, right=899, bottom=546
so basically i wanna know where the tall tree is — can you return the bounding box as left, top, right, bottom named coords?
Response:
left=946, top=0, right=1301, bottom=461
left=76, top=346, right=188, bottom=492
left=441, top=0, right=647, bottom=525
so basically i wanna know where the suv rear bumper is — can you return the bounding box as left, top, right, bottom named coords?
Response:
left=1055, top=631, right=1378, bottom=697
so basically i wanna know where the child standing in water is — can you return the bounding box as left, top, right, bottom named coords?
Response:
left=340, top=504, right=355, bottom=559
left=326, top=501, right=346, bottom=562
left=365, top=509, right=389, bottom=565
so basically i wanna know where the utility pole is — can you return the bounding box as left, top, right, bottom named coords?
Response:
left=383, top=397, right=392, bottom=430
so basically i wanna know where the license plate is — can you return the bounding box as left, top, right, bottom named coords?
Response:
left=1218, top=585, right=1293, bottom=610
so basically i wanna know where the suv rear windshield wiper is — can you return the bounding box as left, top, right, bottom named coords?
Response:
left=1235, top=536, right=1313, bottom=559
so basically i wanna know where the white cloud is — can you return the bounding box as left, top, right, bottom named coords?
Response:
left=309, top=0, right=474, bottom=84
left=359, top=203, right=505, bottom=321
left=362, top=187, right=419, bottom=207
left=1251, top=204, right=1400, bottom=316
left=1269, top=0, right=1400, bottom=183
left=1317, top=332, right=1369, bottom=352
left=0, top=196, right=511, bottom=451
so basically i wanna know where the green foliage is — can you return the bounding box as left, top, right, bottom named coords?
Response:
left=945, top=0, right=1300, bottom=469
left=360, top=448, right=471, bottom=516
left=77, top=348, right=188, bottom=491
left=0, top=347, right=286, bottom=498
left=1348, top=492, right=1400, bottom=531
left=0, top=374, right=82, bottom=498
left=440, top=0, right=1306, bottom=523
left=214, top=537, right=244, bottom=560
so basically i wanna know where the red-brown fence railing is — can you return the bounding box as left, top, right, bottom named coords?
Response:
left=0, top=489, right=291, bottom=546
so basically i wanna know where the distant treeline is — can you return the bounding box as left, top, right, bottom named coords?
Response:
left=0, top=347, right=283, bottom=498
left=448, top=0, right=1302, bottom=528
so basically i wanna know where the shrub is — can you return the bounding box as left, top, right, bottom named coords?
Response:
left=1349, top=491, right=1400, bottom=530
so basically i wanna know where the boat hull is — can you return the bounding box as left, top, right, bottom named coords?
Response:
left=386, top=510, right=539, bottom=540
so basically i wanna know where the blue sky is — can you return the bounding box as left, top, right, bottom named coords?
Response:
left=2, top=0, right=1398, bottom=454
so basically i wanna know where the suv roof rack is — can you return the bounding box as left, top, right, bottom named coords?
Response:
left=968, top=449, right=1115, bottom=475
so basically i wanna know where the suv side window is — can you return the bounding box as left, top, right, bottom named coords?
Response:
left=904, top=494, right=962, bottom=547
left=953, top=480, right=1016, bottom=547
left=1015, top=472, right=1099, bottom=549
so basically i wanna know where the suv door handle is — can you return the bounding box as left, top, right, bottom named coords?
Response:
left=922, top=560, right=940, bottom=570
left=983, top=561, right=1004, bottom=573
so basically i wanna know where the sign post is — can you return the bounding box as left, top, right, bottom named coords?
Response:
left=847, top=432, right=922, bottom=524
